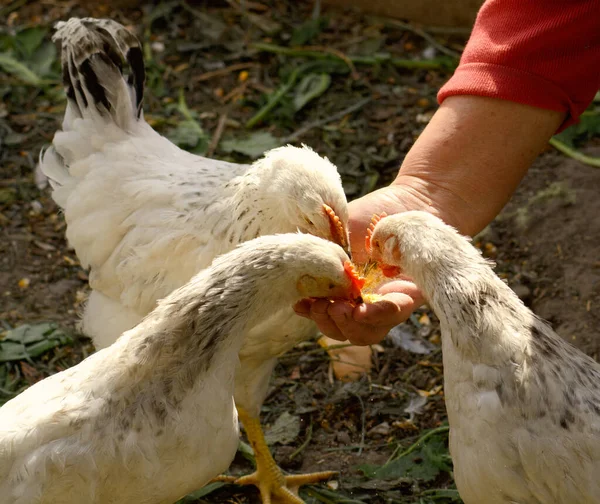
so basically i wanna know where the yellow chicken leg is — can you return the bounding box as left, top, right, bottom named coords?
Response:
left=234, top=407, right=337, bottom=504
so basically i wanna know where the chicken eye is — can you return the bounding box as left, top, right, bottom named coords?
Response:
left=372, top=239, right=380, bottom=250
left=328, top=282, right=335, bottom=289
left=303, top=216, right=314, bottom=226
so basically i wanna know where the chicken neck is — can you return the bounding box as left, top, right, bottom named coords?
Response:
left=116, top=249, right=285, bottom=407
left=224, top=167, right=299, bottom=243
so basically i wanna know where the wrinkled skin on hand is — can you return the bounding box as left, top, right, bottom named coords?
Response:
left=294, top=185, right=427, bottom=346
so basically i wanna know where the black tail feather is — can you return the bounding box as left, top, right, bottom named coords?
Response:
left=127, top=46, right=145, bottom=118
left=53, top=17, right=145, bottom=121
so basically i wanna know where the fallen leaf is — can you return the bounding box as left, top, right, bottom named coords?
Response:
left=387, top=324, right=434, bottom=354
left=0, top=323, right=73, bottom=362
left=20, top=361, right=40, bottom=384
left=417, top=385, right=443, bottom=398
left=166, top=119, right=209, bottom=152
left=220, top=131, right=280, bottom=159
left=264, top=411, right=301, bottom=446
left=289, top=366, right=301, bottom=380
left=293, top=73, right=331, bottom=111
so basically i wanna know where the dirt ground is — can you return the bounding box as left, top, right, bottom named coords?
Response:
left=490, top=150, right=600, bottom=359
left=1, top=1, right=599, bottom=503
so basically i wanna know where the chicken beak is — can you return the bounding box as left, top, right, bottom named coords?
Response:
left=380, top=264, right=401, bottom=278
left=323, top=204, right=350, bottom=255
left=363, top=213, right=400, bottom=277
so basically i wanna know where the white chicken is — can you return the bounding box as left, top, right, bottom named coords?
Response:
left=40, top=17, right=355, bottom=502
left=367, top=211, right=600, bottom=504
left=0, top=233, right=363, bottom=504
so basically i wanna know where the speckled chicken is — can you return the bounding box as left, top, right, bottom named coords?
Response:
left=367, top=210, right=600, bottom=504
left=0, top=233, right=363, bottom=504
left=39, top=17, right=352, bottom=502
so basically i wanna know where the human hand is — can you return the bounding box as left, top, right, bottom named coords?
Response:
left=296, top=95, right=565, bottom=346
left=294, top=277, right=423, bottom=345
left=294, top=184, right=429, bottom=345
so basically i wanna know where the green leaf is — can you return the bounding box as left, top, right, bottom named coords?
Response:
left=145, top=1, right=178, bottom=24
left=264, top=411, right=301, bottom=445
left=168, top=89, right=210, bottom=153
left=4, top=322, right=56, bottom=344
left=552, top=105, right=600, bottom=148
left=578, top=112, right=600, bottom=136
left=0, top=323, right=73, bottom=362
left=237, top=439, right=256, bottom=465
left=220, top=131, right=280, bottom=159
left=418, top=488, right=462, bottom=501
left=358, top=434, right=451, bottom=483
left=290, top=17, right=328, bottom=46
left=353, top=37, right=385, bottom=56
left=176, top=482, right=225, bottom=502
left=166, top=120, right=208, bottom=151
left=293, top=73, right=331, bottom=112
left=0, top=187, right=17, bottom=204
left=0, top=33, right=15, bottom=53
left=422, top=436, right=453, bottom=472
left=0, top=52, right=42, bottom=85
left=359, top=453, right=439, bottom=482
left=15, top=27, right=48, bottom=59
left=28, top=41, right=57, bottom=77
left=553, top=125, right=578, bottom=148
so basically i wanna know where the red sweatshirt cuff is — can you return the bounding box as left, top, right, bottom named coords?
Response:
left=437, top=0, right=600, bottom=133
left=438, top=62, right=577, bottom=130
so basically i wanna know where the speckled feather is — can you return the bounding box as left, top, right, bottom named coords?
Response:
left=0, top=234, right=353, bottom=504
left=370, top=211, right=600, bottom=504
left=40, top=18, right=349, bottom=417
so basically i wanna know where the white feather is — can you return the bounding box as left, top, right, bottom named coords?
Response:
left=40, top=18, right=350, bottom=420
left=0, top=233, right=353, bottom=504
left=372, top=211, right=600, bottom=504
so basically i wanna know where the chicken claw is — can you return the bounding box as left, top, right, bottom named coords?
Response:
left=235, top=407, right=337, bottom=504
left=235, top=469, right=337, bottom=504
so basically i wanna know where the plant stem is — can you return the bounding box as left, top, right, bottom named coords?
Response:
left=386, top=425, right=450, bottom=464
left=252, top=43, right=453, bottom=70
left=283, top=97, right=371, bottom=142
left=549, top=137, right=600, bottom=168
left=245, top=62, right=317, bottom=128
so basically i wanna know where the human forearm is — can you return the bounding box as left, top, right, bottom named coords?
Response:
left=394, top=95, right=565, bottom=236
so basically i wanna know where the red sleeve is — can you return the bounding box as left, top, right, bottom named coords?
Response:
left=438, top=0, right=600, bottom=131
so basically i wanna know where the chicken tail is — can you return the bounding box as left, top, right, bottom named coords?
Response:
left=53, top=17, right=145, bottom=130
left=40, top=18, right=146, bottom=204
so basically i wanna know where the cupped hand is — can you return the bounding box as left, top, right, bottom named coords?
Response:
left=294, top=183, right=430, bottom=345
left=294, top=278, right=423, bottom=345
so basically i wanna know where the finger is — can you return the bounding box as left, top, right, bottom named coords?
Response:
left=355, top=292, right=417, bottom=326
left=293, top=299, right=312, bottom=318
left=376, top=278, right=425, bottom=305
left=309, top=299, right=346, bottom=341
left=327, top=302, right=389, bottom=346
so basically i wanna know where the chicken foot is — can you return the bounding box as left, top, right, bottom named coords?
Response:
left=234, top=407, right=337, bottom=504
